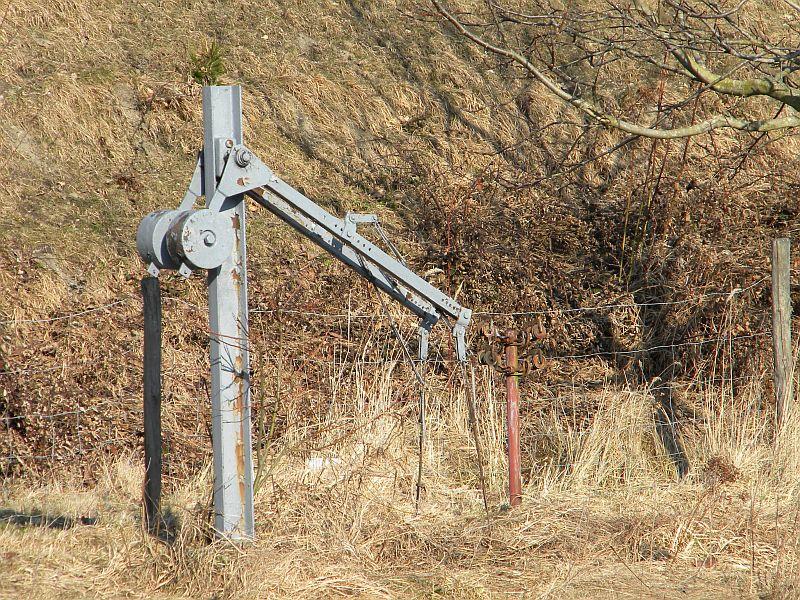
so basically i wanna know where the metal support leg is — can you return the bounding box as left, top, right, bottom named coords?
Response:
left=142, top=276, right=162, bottom=535
left=203, top=86, right=255, bottom=540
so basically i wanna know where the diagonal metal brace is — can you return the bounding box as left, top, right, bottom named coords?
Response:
left=200, top=144, right=473, bottom=355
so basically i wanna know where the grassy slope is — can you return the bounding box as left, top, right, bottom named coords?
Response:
left=2, top=0, right=800, bottom=597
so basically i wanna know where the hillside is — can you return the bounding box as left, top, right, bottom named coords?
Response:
left=1, top=0, right=800, bottom=598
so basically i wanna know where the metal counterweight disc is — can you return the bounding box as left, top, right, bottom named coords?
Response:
left=167, top=209, right=235, bottom=270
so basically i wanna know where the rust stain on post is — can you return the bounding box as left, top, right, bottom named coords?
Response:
left=233, top=353, right=247, bottom=521
left=232, top=206, right=248, bottom=528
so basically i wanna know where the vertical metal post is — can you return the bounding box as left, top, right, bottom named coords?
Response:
left=142, top=276, right=162, bottom=534
left=203, top=86, right=255, bottom=539
left=504, top=330, right=522, bottom=507
left=772, top=238, right=793, bottom=429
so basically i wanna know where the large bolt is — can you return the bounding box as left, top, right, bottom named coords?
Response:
left=202, top=230, right=217, bottom=247
left=235, top=148, right=252, bottom=167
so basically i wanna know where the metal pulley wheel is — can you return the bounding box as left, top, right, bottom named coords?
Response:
left=136, top=210, right=183, bottom=270
left=167, top=209, right=236, bottom=270
left=137, top=209, right=236, bottom=271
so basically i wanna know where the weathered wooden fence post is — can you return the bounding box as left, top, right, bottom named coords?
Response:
left=772, top=238, right=793, bottom=428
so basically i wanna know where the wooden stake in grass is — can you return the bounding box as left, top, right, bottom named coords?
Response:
left=772, top=238, right=793, bottom=428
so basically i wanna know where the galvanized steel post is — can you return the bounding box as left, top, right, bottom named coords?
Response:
left=203, top=86, right=255, bottom=540
left=137, top=85, right=474, bottom=541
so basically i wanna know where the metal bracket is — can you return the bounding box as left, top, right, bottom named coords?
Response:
left=453, top=321, right=468, bottom=362
left=418, top=319, right=433, bottom=361
left=343, top=212, right=378, bottom=238
left=205, top=144, right=273, bottom=212
left=135, top=84, right=475, bottom=545
left=178, top=153, right=205, bottom=210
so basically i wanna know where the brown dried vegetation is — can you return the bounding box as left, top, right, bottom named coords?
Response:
left=1, top=0, right=800, bottom=598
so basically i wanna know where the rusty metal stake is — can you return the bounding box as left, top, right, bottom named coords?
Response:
left=504, top=330, right=522, bottom=507
left=477, top=323, right=546, bottom=508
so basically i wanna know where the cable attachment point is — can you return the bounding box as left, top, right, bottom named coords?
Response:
left=418, top=319, right=433, bottom=361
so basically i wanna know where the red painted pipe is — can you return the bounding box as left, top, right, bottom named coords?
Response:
left=505, top=330, right=522, bottom=507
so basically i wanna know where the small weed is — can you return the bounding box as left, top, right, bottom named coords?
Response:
left=190, top=42, right=225, bottom=86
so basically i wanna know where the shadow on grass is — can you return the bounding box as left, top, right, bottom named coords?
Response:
left=0, top=508, right=97, bottom=530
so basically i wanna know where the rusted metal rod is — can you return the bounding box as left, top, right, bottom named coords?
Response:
left=504, top=329, right=522, bottom=507
left=477, top=322, right=547, bottom=507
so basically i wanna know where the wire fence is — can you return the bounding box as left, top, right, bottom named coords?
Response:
left=0, top=273, right=756, bottom=325
left=0, top=275, right=775, bottom=471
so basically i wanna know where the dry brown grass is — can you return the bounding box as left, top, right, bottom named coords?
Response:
left=2, top=0, right=800, bottom=598
left=3, top=362, right=800, bottom=599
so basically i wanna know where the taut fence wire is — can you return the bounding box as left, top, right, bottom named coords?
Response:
left=0, top=276, right=776, bottom=473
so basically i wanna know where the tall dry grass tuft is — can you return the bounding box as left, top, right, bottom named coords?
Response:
left=3, top=353, right=800, bottom=598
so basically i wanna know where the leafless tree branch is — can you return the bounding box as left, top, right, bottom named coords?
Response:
left=431, top=0, right=800, bottom=139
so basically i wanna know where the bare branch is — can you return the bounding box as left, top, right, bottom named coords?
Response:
left=673, top=49, right=800, bottom=111
left=781, top=0, right=800, bottom=14
left=629, top=0, right=800, bottom=111
left=431, top=0, right=800, bottom=139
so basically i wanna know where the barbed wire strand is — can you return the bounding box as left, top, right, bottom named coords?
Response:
left=0, top=277, right=775, bottom=469
left=0, top=299, right=129, bottom=326
left=0, top=277, right=767, bottom=328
